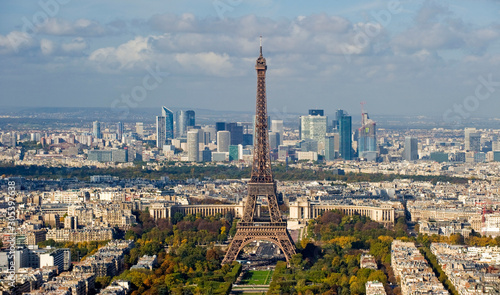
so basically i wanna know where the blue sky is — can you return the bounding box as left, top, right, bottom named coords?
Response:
left=0, top=0, right=499, bottom=123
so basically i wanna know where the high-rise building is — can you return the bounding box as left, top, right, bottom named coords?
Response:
left=135, top=122, right=144, bottom=137
left=403, top=136, right=418, bottom=161
left=300, top=114, right=327, bottom=152
left=243, top=134, right=253, bottom=146
left=93, top=121, right=102, bottom=139
left=309, top=109, right=324, bottom=116
left=186, top=110, right=195, bottom=127
left=358, top=112, right=377, bottom=160
left=162, top=107, right=174, bottom=139
left=6, top=132, right=17, bottom=147
left=202, top=126, right=216, bottom=144
left=465, top=128, right=481, bottom=152
left=175, top=111, right=186, bottom=138
left=226, top=123, right=243, bottom=145
left=187, top=130, right=199, bottom=162
left=278, top=145, right=289, bottom=161
left=175, top=110, right=195, bottom=138
left=156, top=116, right=166, bottom=149
left=215, top=122, right=226, bottom=133
left=269, top=132, right=280, bottom=150
left=324, top=135, right=336, bottom=161
left=229, top=145, right=239, bottom=161
left=202, top=147, right=212, bottom=162
left=217, top=131, right=231, bottom=152
left=338, top=112, right=353, bottom=160
left=334, top=109, right=346, bottom=130
left=271, top=120, right=284, bottom=146
left=116, top=122, right=124, bottom=141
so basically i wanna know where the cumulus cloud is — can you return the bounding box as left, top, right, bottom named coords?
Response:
left=77, top=6, right=499, bottom=81
left=38, top=18, right=108, bottom=36
left=40, top=39, right=55, bottom=55
left=0, top=31, right=36, bottom=53
left=175, top=52, right=237, bottom=76
left=61, top=37, right=89, bottom=53
left=392, top=2, right=498, bottom=55
left=88, top=36, right=156, bottom=71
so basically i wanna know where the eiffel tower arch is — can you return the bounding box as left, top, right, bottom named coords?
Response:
left=222, top=37, right=296, bottom=265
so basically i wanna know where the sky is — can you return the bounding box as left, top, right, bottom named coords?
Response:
left=0, top=0, right=499, bottom=123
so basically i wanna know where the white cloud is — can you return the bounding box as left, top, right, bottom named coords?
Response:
left=88, top=36, right=155, bottom=71
left=0, top=31, right=36, bottom=53
left=38, top=18, right=108, bottom=36
left=175, top=52, right=237, bottom=76
left=61, top=37, right=89, bottom=53
left=40, top=39, right=55, bottom=55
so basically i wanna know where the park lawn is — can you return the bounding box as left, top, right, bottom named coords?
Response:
left=242, top=270, right=273, bottom=285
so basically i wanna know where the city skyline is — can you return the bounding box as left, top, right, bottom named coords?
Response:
left=1, top=1, right=500, bottom=120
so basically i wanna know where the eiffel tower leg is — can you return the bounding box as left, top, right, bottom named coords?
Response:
left=277, top=233, right=297, bottom=263
left=222, top=233, right=244, bottom=265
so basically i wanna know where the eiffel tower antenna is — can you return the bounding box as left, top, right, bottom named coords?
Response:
left=222, top=37, right=296, bottom=266
left=260, top=36, right=262, bottom=55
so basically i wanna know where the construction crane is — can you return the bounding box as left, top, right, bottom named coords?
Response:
left=360, top=101, right=366, bottom=115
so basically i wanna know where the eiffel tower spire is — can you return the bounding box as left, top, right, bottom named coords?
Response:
left=251, top=35, right=273, bottom=184
left=222, top=37, right=296, bottom=266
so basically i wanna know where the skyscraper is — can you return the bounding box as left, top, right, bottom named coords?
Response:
left=358, top=112, right=377, bottom=160
left=162, top=106, right=174, bottom=140
left=175, top=111, right=186, bottom=138
left=300, top=114, right=327, bottom=149
left=229, top=145, right=239, bottom=161
left=334, top=109, right=346, bottom=130
left=403, top=136, right=418, bottom=161
left=175, top=110, right=195, bottom=138
left=186, top=110, right=195, bottom=127
left=269, top=132, right=280, bottom=150
left=338, top=112, right=353, bottom=160
left=309, top=109, right=324, bottom=116
left=135, top=122, right=143, bottom=138
left=92, top=121, right=101, bottom=139
left=271, top=120, right=284, bottom=146
left=465, top=128, right=481, bottom=152
left=324, top=135, right=336, bottom=161
left=217, top=131, right=231, bottom=152
left=226, top=123, right=243, bottom=145
left=187, top=130, right=199, bottom=162
left=156, top=116, right=166, bottom=149
left=116, top=122, right=124, bottom=141
left=215, top=122, right=226, bottom=133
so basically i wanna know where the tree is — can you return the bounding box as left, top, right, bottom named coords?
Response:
left=449, top=233, right=465, bottom=245
left=171, top=212, right=184, bottom=225
left=367, top=270, right=387, bottom=284
left=95, top=276, right=111, bottom=289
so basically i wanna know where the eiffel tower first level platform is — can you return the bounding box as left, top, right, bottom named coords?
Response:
left=222, top=37, right=297, bottom=265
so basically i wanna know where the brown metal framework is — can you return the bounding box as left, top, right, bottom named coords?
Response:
left=222, top=39, right=296, bottom=265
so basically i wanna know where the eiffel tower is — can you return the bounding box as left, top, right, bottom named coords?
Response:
left=222, top=37, right=296, bottom=265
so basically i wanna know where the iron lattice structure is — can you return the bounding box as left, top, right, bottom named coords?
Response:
left=222, top=40, right=296, bottom=265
